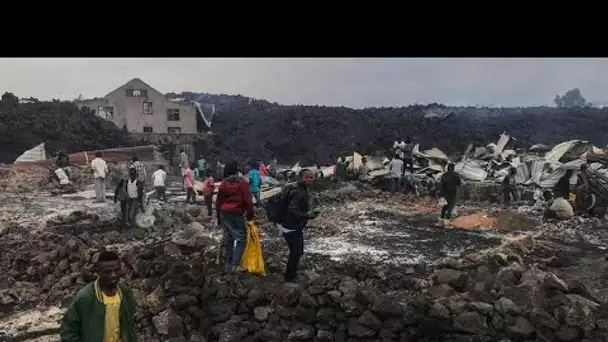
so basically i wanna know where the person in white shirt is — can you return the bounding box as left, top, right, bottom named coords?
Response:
left=393, top=138, right=406, bottom=159
left=152, top=165, right=168, bottom=202
left=179, top=150, right=189, bottom=177
left=91, top=152, right=109, bottom=202
left=389, top=154, right=404, bottom=194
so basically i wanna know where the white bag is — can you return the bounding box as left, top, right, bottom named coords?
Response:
left=438, top=197, right=447, bottom=207
left=54, top=168, right=71, bottom=185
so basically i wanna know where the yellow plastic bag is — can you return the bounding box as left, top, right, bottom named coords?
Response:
left=568, top=192, right=576, bottom=203
left=240, top=221, right=266, bottom=275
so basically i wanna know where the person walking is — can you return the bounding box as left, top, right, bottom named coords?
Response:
left=248, top=161, right=262, bottom=207
left=91, top=152, right=108, bottom=203
left=439, top=163, right=462, bottom=223
left=215, top=161, right=255, bottom=273
left=202, top=170, right=215, bottom=216
left=358, top=157, right=371, bottom=182
left=179, top=150, right=189, bottom=177
left=152, top=165, right=167, bottom=202
left=278, top=169, right=317, bottom=282
left=184, top=162, right=196, bottom=204
left=60, top=250, right=137, bottom=342
left=389, top=154, right=404, bottom=193
left=130, top=156, right=147, bottom=189
left=196, top=154, right=207, bottom=180
left=402, top=137, right=414, bottom=172
left=258, top=160, right=268, bottom=176
left=114, top=166, right=144, bottom=227
left=336, top=157, right=347, bottom=184
left=393, top=137, right=406, bottom=159
left=554, top=169, right=573, bottom=200
left=501, top=167, right=518, bottom=205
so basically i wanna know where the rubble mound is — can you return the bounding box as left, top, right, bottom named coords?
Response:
left=210, top=103, right=608, bottom=165
left=0, top=93, right=136, bottom=164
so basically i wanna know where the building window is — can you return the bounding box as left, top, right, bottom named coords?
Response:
left=142, top=101, right=153, bottom=115
left=143, top=126, right=153, bottom=133
left=167, top=108, right=180, bottom=121
left=126, top=89, right=148, bottom=97
left=97, top=106, right=114, bottom=120
left=168, top=127, right=182, bottom=134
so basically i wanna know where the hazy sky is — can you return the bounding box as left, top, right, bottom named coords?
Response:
left=0, top=58, right=607, bottom=108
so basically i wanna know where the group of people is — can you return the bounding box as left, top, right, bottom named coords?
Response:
left=215, top=160, right=316, bottom=282
left=59, top=156, right=315, bottom=342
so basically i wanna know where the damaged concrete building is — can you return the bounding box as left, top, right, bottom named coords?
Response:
left=74, top=78, right=214, bottom=134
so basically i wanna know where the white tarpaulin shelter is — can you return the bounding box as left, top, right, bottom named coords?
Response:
left=14, top=143, right=46, bottom=163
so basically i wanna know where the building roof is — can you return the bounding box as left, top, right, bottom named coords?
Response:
left=103, top=77, right=165, bottom=98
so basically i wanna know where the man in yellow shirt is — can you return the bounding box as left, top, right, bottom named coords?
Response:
left=60, top=251, right=136, bottom=342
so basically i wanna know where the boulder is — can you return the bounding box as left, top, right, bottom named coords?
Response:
left=502, top=282, right=545, bottom=313
left=258, top=329, right=281, bottom=341
left=287, top=324, right=315, bottom=341
left=358, top=310, right=382, bottom=330
left=348, top=318, right=376, bottom=337
left=246, top=289, right=266, bottom=307
left=254, top=306, right=273, bottom=321
left=554, top=325, right=582, bottom=341
left=208, top=300, right=238, bottom=322
left=152, top=309, right=184, bottom=337
left=371, top=295, right=404, bottom=318
left=429, top=302, right=451, bottom=320
left=427, top=284, right=456, bottom=299
left=316, top=307, right=335, bottom=322
left=495, top=297, right=521, bottom=316
left=530, top=309, right=559, bottom=330
left=567, top=280, right=602, bottom=304
left=543, top=273, right=568, bottom=292
left=565, top=298, right=597, bottom=333
left=505, top=316, right=535, bottom=340
left=466, top=302, right=494, bottom=316
left=453, top=312, right=489, bottom=335
left=316, top=330, right=333, bottom=340
left=432, top=269, right=468, bottom=289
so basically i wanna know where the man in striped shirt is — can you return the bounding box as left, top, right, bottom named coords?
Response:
left=131, top=156, right=147, bottom=188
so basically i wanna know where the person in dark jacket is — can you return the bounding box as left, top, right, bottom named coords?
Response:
left=502, top=167, right=518, bottom=205
left=554, top=169, right=573, bottom=199
left=114, top=166, right=144, bottom=227
left=60, top=250, right=136, bottom=342
left=215, top=161, right=255, bottom=273
left=439, top=163, right=462, bottom=220
left=279, top=169, right=318, bottom=282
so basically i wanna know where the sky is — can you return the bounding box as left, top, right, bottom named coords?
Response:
left=0, top=58, right=607, bottom=108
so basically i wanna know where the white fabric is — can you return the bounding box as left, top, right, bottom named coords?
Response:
left=55, top=168, right=70, bottom=185
left=550, top=197, right=574, bottom=219
left=389, top=159, right=404, bottom=178
left=127, top=179, right=138, bottom=199
left=393, top=141, right=406, bottom=158
left=152, top=169, right=167, bottom=187
left=91, top=158, right=108, bottom=179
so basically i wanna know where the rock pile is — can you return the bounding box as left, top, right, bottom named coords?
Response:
left=413, top=250, right=608, bottom=341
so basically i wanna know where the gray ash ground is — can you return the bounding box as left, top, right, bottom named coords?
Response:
left=302, top=198, right=504, bottom=270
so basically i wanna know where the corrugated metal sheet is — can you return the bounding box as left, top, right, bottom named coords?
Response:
left=544, top=140, right=579, bottom=162
left=14, top=143, right=46, bottom=163
left=455, top=160, right=488, bottom=182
